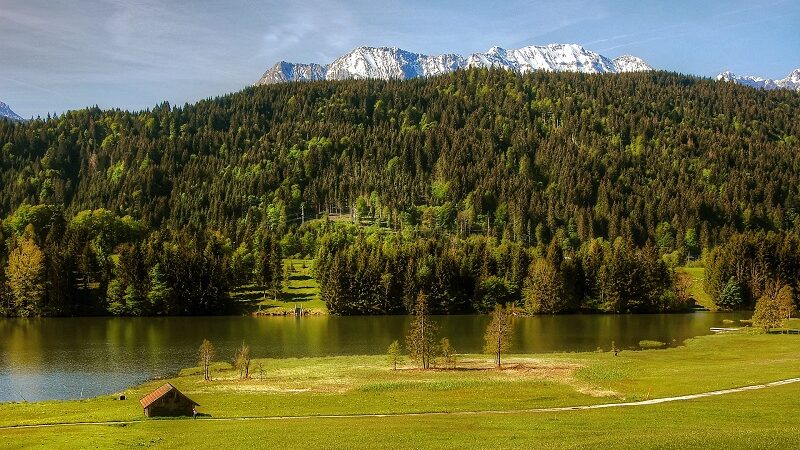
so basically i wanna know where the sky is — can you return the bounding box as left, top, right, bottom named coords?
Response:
left=1, top=0, right=799, bottom=118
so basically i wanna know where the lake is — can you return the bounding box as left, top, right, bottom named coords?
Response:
left=0, top=312, right=748, bottom=402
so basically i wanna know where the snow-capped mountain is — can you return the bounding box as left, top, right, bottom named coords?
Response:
left=611, top=55, right=654, bottom=73
left=0, top=101, right=24, bottom=122
left=258, top=61, right=328, bottom=84
left=716, top=69, right=800, bottom=92
left=256, top=44, right=653, bottom=85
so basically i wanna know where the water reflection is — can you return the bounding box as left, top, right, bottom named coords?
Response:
left=0, top=312, right=748, bottom=402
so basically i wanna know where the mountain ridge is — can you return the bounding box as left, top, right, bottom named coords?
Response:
left=0, top=101, right=24, bottom=122
left=716, top=68, right=800, bottom=91
left=256, top=43, right=653, bottom=85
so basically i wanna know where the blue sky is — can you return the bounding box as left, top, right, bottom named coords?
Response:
left=2, top=0, right=798, bottom=118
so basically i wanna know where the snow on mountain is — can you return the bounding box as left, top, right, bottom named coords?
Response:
left=0, top=101, right=24, bottom=122
left=716, top=69, right=800, bottom=92
left=466, top=44, right=618, bottom=74
left=258, top=61, right=328, bottom=84
left=612, top=55, right=654, bottom=73
left=325, top=47, right=465, bottom=81
left=255, top=44, right=652, bottom=85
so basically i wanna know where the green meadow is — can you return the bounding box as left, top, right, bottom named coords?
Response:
left=1, top=331, right=798, bottom=448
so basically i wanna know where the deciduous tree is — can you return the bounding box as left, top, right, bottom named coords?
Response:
left=198, top=339, right=216, bottom=381
left=484, top=303, right=513, bottom=368
left=752, top=290, right=785, bottom=332
left=233, top=342, right=251, bottom=380
left=5, top=237, right=46, bottom=317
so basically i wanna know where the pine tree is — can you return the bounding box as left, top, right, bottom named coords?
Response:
left=271, top=239, right=283, bottom=300
left=717, top=277, right=744, bottom=310
left=439, top=337, right=457, bottom=369
left=776, top=285, right=795, bottom=320
left=255, top=234, right=276, bottom=301
left=524, top=259, right=564, bottom=314
left=406, top=293, right=437, bottom=369
left=147, top=264, right=171, bottom=313
left=386, top=340, right=403, bottom=370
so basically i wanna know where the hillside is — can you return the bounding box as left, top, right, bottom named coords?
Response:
left=1, top=69, right=800, bottom=316
left=1, top=70, right=798, bottom=246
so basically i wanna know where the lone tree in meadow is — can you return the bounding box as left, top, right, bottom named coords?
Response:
left=752, top=294, right=783, bottom=333
left=198, top=339, right=216, bottom=381
left=386, top=340, right=403, bottom=370
left=484, top=303, right=514, bottom=368
left=233, top=341, right=252, bottom=380
left=753, top=285, right=795, bottom=332
left=439, top=338, right=457, bottom=369
left=406, top=293, right=437, bottom=369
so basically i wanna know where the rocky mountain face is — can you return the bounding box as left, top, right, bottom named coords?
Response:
left=717, top=69, right=800, bottom=91
left=256, top=43, right=653, bottom=85
left=0, top=101, right=23, bottom=121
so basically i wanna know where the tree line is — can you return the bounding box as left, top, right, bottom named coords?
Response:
left=315, top=225, right=687, bottom=315
left=705, top=230, right=799, bottom=318
left=0, top=205, right=284, bottom=316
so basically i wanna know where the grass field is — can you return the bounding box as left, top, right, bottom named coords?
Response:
left=1, top=331, right=798, bottom=448
left=678, top=266, right=716, bottom=310
left=4, top=383, right=799, bottom=449
left=230, top=259, right=327, bottom=315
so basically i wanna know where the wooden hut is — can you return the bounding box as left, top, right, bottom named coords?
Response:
left=139, top=383, right=199, bottom=417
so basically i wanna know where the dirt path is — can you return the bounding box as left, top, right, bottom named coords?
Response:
left=2, top=377, right=798, bottom=431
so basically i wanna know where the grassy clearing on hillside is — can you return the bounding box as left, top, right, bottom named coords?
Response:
left=678, top=266, right=716, bottom=310
left=230, top=259, right=326, bottom=315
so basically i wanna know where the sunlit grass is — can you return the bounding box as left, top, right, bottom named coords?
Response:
left=231, top=259, right=327, bottom=315
left=1, top=332, right=797, bottom=434
left=678, top=266, right=715, bottom=310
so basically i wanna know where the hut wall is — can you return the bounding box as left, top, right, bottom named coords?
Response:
left=144, top=391, right=193, bottom=417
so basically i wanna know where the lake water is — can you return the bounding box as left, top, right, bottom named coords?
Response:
left=0, top=312, right=748, bottom=402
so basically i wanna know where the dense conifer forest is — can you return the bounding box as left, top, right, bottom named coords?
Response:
left=1, top=69, right=799, bottom=316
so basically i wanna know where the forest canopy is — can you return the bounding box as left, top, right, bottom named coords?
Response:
left=1, top=69, right=799, bottom=316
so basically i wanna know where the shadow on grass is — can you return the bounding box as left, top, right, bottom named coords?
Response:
left=289, top=275, right=313, bottom=282
left=278, top=292, right=316, bottom=302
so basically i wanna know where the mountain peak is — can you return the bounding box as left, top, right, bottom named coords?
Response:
left=258, top=61, right=328, bottom=84
left=613, top=55, right=654, bottom=72
left=0, top=101, right=24, bottom=122
left=255, top=43, right=653, bottom=86
left=716, top=68, right=800, bottom=91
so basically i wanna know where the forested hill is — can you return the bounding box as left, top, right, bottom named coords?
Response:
left=1, top=69, right=799, bottom=248
left=2, top=70, right=800, bottom=317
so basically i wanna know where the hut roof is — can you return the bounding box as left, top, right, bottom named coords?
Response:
left=139, top=383, right=199, bottom=409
